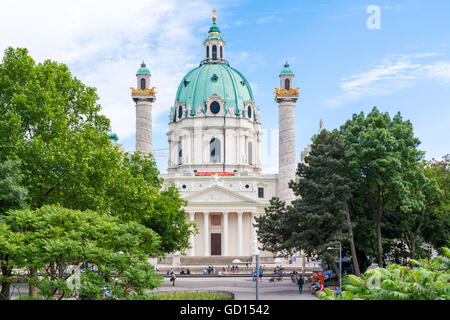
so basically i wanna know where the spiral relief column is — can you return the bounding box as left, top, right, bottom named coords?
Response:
left=275, top=63, right=299, bottom=204
left=131, top=62, right=155, bottom=155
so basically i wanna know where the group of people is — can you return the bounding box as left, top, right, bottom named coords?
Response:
left=179, top=268, right=191, bottom=275
left=252, top=266, right=264, bottom=281
left=217, top=265, right=240, bottom=276
left=202, top=266, right=216, bottom=275
left=300, top=277, right=341, bottom=296
left=309, top=279, right=324, bottom=294
left=273, top=265, right=283, bottom=275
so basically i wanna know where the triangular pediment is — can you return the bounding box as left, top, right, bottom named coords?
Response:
left=184, top=185, right=258, bottom=204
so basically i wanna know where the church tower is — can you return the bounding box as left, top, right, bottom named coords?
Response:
left=275, top=62, right=299, bottom=204
left=131, top=62, right=156, bottom=154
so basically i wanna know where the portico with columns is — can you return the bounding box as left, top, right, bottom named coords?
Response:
left=180, top=182, right=265, bottom=257
left=185, top=210, right=261, bottom=257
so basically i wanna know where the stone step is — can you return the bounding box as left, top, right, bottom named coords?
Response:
left=158, top=255, right=276, bottom=265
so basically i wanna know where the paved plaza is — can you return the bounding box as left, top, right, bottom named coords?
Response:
left=151, top=277, right=319, bottom=300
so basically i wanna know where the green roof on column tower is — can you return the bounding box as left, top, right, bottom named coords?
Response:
left=136, top=61, right=151, bottom=75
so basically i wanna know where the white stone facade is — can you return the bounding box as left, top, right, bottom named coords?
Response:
left=131, top=15, right=300, bottom=262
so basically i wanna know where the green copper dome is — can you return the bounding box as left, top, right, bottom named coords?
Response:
left=280, top=62, right=294, bottom=75
left=174, top=63, right=255, bottom=117
left=137, top=61, right=151, bottom=75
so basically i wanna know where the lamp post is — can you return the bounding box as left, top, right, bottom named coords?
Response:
left=327, top=243, right=342, bottom=289
left=253, top=239, right=259, bottom=300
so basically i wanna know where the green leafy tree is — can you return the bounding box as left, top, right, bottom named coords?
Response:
left=1, top=205, right=162, bottom=300
left=341, top=108, right=424, bottom=266
left=256, top=130, right=361, bottom=277
left=255, top=198, right=299, bottom=255
left=0, top=160, right=27, bottom=299
left=0, top=47, right=194, bottom=256
left=421, top=156, right=450, bottom=250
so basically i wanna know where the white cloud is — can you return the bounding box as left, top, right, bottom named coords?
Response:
left=328, top=53, right=450, bottom=107
left=0, top=0, right=214, bottom=141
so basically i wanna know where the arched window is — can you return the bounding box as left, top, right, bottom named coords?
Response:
left=141, top=78, right=146, bottom=90
left=284, top=78, right=290, bottom=90
left=247, top=106, right=252, bottom=119
left=212, top=45, right=217, bottom=60
left=178, top=105, right=183, bottom=119
left=210, top=101, right=220, bottom=114
left=178, top=141, right=182, bottom=165
left=220, top=46, right=223, bottom=59
left=210, top=138, right=221, bottom=163
left=206, top=46, right=209, bottom=58
left=248, top=142, right=253, bottom=165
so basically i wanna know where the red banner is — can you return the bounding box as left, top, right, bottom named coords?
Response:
left=195, top=172, right=235, bottom=176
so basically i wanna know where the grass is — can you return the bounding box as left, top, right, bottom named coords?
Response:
left=150, top=291, right=233, bottom=300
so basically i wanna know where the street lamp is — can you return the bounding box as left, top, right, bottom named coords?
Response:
left=327, top=243, right=342, bottom=289
left=252, top=239, right=259, bottom=300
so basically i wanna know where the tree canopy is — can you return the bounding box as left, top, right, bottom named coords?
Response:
left=255, top=107, right=449, bottom=275
left=0, top=47, right=194, bottom=256
left=1, top=205, right=163, bottom=300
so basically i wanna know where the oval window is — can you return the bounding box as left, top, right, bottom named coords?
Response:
left=210, top=101, right=220, bottom=114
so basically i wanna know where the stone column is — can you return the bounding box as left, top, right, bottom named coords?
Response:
left=277, top=98, right=298, bottom=204
left=223, top=212, right=229, bottom=256
left=237, top=211, right=243, bottom=256
left=204, top=212, right=209, bottom=256
left=189, top=212, right=195, bottom=256
left=135, top=99, right=153, bottom=154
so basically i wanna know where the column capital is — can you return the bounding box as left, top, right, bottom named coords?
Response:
left=236, top=211, right=244, bottom=216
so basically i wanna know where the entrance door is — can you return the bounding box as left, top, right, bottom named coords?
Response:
left=211, top=233, right=221, bottom=256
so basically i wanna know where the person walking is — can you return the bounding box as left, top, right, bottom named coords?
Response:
left=169, top=269, right=176, bottom=286
left=259, top=266, right=263, bottom=281
left=297, top=276, right=304, bottom=294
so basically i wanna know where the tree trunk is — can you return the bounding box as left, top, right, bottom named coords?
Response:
left=356, top=248, right=369, bottom=273
left=28, top=269, right=38, bottom=297
left=376, top=195, right=384, bottom=267
left=0, top=266, right=11, bottom=300
left=331, top=261, right=341, bottom=284
left=344, top=202, right=361, bottom=276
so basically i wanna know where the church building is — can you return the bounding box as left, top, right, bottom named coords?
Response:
left=130, top=12, right=299, bottom=264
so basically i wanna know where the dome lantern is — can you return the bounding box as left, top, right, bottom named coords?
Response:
left=203, top=9, right=227, bottom=65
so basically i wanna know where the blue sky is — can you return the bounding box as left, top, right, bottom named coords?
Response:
left=1, top=0, right=449, bottom=173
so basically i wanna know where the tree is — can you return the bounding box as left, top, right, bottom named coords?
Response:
left=0, top=160, right=27, bottom=299
left=0, top=47, right=194, bottom=256
left=1, top=205, right=162, bottom=300
left=341, top=108, right=424, bottom=266
left=291, top=130, right=360, bottom=276
left=421, top=156, right=450, bottom=250
left=256, top=130, right=361, bottom=277
left=255, top=198, right=300, bottom=255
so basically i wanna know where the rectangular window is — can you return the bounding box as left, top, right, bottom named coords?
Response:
left=258, top=187, right=264, bottom=198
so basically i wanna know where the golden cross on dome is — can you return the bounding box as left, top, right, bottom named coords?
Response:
left=212, top=9, right=217, bottom=23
